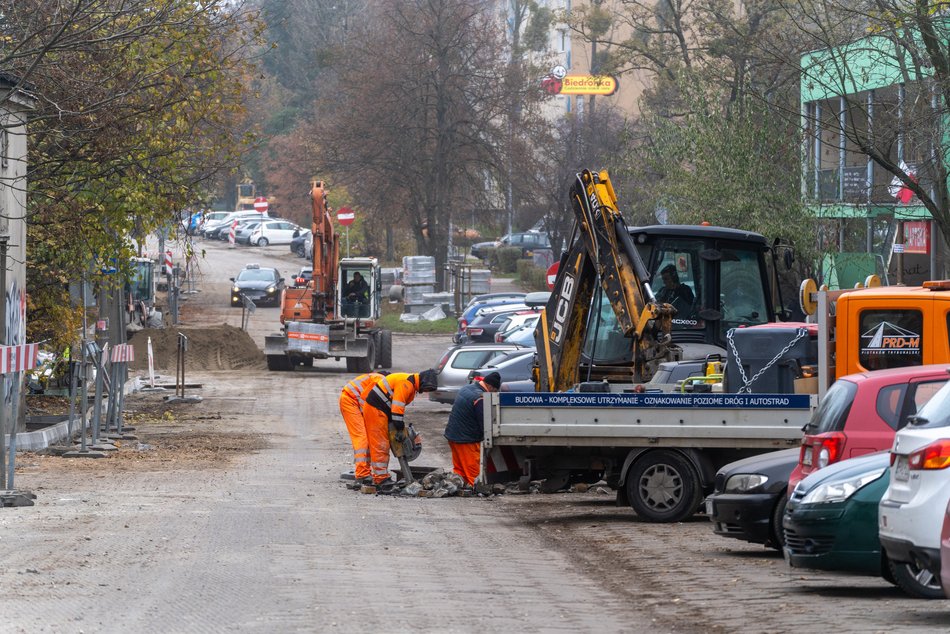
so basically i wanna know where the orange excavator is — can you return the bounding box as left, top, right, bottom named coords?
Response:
left=264, top=180, right=392, bottom=372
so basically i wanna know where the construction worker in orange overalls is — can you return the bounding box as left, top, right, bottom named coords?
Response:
left=339, top=371, right=389, bottom=485
left=443, top=371, right=500, bottom=486
left=362, top=369, right=438, bottom=491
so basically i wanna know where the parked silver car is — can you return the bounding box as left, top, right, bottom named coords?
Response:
left=429, top=342, right=527, bottom=404
left=469, top=348, right=537, bottom=385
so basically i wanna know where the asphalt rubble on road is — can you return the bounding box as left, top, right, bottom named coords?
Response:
left=360, top=468, right=615, bottom=499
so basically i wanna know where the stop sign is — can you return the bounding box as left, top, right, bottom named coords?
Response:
left=337, top=206, right=355, bottom=226
left=546, top=262, right=559, bottom=290
left=253, top=196, right=268, bottom=213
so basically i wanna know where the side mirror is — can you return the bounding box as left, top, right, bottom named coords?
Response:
left=279, top=278, right=285, bottom=284
left=229, top=277, right=235, bottom=282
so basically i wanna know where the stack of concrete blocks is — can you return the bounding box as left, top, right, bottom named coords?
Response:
left=380, top=267, right=402, bottom=298
left=402, top=255, right=436, bottom=314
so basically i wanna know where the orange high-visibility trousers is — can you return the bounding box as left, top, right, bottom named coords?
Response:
left=339, top=393, right=370, bottom=479
left=449, top=441, right=481, bottom=486
left=362, top=403, right=392, bottom=484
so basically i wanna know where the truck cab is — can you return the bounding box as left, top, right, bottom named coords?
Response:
left=127, top=257, right=161, bottom=330
left=337, top=257, right=380, bottom=320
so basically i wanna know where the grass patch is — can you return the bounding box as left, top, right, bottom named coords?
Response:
left=378, top=301, right=458, bottom=334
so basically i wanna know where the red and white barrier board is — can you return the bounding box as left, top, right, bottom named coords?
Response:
left=111, top=343, right=135, bottom=363
left=0, top=343, right=40, bottom=374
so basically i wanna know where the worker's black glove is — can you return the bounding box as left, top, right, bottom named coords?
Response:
left=394, top=428, right=406, bottom=442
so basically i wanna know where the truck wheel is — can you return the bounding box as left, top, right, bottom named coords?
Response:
left=345, top=356, right=360, bottom=372
left=266, top=354, right=292, bottom=371
left=353, top=339, right=376, bottom=373
left=626, top=450, right=701, bottom=523
left=887, top=557, right=944, bottom=599
left=768, top=494, right=788, bottom=550
left=378, top=330, right=393, bottom=369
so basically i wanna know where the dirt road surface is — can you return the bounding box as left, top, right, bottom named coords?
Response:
left=2, top=238, right=949, bottom=632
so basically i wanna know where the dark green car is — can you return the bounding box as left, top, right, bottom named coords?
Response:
left=783, top=451, right=943, bottom=598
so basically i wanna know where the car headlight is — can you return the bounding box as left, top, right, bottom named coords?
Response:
left=232, top=286, right=240, bottom=293
left=266, top=286, right=276, bottom=294
left=800, top=468, right=886, bottom=505
left=723, top=473, right=769, bottom=493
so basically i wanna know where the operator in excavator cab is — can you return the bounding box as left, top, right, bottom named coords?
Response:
left=656, top=264, right=695, bottom=317
left=361, top=369, right=439, bottom=492
left=342, top=271, right=370, bottom=317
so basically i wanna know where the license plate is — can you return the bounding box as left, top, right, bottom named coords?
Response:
left=705, top=499, right=714, bottom=516
left=802, top=450, right=812, bottom=467
left=894, top=457, right=910, bottom=482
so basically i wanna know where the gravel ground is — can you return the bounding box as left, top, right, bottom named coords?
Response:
left=1, top=238, right=949, bottom=632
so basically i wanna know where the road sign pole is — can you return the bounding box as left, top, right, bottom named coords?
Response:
left=346, top=226, right=350, bottom=258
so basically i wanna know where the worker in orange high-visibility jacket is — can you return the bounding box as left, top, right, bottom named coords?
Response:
left=339, top=371, right=389, bottom=485
left=362, top=369, right=439, bottom=489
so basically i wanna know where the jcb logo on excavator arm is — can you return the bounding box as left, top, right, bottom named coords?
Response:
left=550, top=272, right=576, bottom=344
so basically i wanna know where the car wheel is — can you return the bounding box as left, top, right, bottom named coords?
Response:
left=257, top=237, right=269, bottom=247
left=626, top=450, right=701, bottom=523
left=768, top=494, right=788, bottom=550
left=887, top=557, right=944, bottom=599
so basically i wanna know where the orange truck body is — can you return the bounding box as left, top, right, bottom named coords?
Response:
left=831, top=284, right=950, bottom=380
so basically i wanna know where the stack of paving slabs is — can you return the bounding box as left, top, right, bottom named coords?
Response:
left=402, top=256, right=436, bottom=313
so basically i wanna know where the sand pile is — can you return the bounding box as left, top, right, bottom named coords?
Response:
left=128, top=325, right=264, bottom=372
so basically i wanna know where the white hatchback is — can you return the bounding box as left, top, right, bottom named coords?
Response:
left=247, top=220, right=303, bottom=246
left=879, top=372, right=950, bottom=598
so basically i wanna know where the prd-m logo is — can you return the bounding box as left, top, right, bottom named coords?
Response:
left=861, top=321, right=920, bottom=354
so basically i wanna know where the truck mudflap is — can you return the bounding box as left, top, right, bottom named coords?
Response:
left=480, top=446, right=525, bottom=484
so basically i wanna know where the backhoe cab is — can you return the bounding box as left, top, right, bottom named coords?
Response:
left=538, top=169, right=790, bottom=390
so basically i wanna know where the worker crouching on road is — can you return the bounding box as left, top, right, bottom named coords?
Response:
left=444, top=371, right=500, bottom=486
left=362, top=370, right=439, bottom=490
left=339, top=371, right=390, bottom=485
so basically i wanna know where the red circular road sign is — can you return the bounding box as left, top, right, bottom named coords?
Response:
left=337, top=206, right=355, bottom=226
left=253, top=196, right=269, bottom=213
left=546, top=262, right=559, bottom=290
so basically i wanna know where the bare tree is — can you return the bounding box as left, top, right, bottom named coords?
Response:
left=312, top=0, right=513, bottom=280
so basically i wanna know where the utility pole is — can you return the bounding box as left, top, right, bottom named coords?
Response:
left=0, top=236, right=7, bottom=489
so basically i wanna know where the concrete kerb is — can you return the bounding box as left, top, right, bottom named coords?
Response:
left=14, top=374, right=142, bottom=453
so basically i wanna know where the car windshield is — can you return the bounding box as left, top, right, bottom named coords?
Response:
left=807, top=379, right=858, bottom=433
left=237, top=269, right=276, bottom=282
left=908, top=378, right=950, bottom=428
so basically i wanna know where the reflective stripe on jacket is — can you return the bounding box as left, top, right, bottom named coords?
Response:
left=364, top=372, right=418, bottom=425
left=341, top=372, right=383, bottom=409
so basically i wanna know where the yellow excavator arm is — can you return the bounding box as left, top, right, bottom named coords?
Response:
left=536, top=169, right=676, bottom=391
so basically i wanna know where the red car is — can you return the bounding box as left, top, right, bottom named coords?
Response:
left=787, top=365, right=950, bottom=496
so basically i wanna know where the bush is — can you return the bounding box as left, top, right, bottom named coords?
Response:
left=486, top=246, right=523, bottom=273
left=517, top=259, right=548, bottom=292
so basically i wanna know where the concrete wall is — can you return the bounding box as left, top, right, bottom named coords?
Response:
left=1, top=85, right=35, bottom=431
